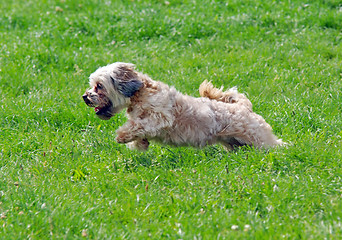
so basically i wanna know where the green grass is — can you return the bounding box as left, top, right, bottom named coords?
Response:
left=0, top=0, right=341, bottom=239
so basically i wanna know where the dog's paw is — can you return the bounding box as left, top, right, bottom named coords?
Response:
left=116, top=132, right=133, bottom=143
left=127, top=138, right=149, bottom=151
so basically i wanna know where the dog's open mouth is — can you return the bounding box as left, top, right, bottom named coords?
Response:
left=95, top=105, right=110, bottom=115
left=95, top=107, right=103, bottom=113
left=82, top=94, right=114, bottom=120
left=94, top=104, right=113, bottom=120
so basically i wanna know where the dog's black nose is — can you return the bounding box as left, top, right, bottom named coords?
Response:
left=82, top=94, right=91, bottom=104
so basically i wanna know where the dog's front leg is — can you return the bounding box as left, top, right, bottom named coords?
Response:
left=126, top=138, right=150, bottom=151
left=116, top=121, right=150, bottom=151
left=115, top=120, right=142, bottom=144
left=116, top=114, right=171, bottom=149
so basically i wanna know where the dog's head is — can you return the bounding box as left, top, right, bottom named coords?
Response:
left=82, top=62, right=143, bottom=120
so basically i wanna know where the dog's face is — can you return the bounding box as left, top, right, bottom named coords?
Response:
left=82, top=62, right=143, bottom=120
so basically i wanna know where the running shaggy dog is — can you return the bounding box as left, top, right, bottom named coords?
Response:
left=82, top=62, right=284, bottom=151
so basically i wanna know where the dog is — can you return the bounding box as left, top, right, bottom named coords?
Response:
left=82, top=62, right=284, bottom=151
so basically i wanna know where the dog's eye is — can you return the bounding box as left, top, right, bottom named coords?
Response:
left=97, top=83, right=104, bottom=89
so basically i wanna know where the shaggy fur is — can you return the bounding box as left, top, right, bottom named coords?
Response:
left=83, top=62, right=284, bottom=151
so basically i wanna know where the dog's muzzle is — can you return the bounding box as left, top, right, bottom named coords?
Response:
left=82, top=94, right=92, bottom=106
left=82, top=93, right=113, bottom=120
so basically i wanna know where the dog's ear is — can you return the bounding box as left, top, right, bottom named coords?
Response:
left=116, top=63, right=137, bottom=81
left=117, top=79, right=143, bottom=97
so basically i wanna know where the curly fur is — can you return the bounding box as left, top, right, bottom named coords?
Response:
left=83, top=62, right=284, bottom=151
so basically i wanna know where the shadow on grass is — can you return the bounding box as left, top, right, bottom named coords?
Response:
left=120, top=144, right=259, bottom=172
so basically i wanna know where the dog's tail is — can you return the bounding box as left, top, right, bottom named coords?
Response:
left=199, top=80, right=253, bottom=110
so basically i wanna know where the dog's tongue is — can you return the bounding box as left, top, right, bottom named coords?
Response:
left=95, top=107, right=100, bottom=113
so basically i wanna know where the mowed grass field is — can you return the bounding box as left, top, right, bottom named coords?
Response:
left=0, top=0, right=341, bottom=239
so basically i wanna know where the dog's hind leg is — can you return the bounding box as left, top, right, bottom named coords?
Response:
left=220, top=137, right=248, bottom=151
left=217, top=111, right=285, bottom=150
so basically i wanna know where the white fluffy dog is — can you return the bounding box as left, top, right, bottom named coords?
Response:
left=83, top=62, right=284, bottom=151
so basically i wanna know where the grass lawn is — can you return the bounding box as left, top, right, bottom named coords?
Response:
left=0, top=0, right=341, bottom=239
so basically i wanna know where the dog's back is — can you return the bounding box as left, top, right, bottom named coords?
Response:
left=199, top=80, right=253, bottom=110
